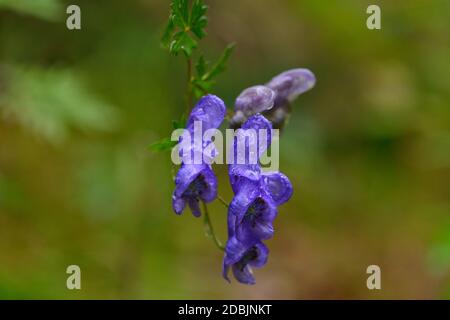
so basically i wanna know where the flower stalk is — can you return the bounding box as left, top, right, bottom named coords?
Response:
left=186, top=57, right=193, bottom=115
left=202, top=201, right=224, bottom=251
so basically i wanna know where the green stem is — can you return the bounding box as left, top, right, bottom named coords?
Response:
left=171, top=163, right=178, bottom=182
left=217, top=195, right=229, bottom=208
left=185, top=58, right=193, bottom=116
left=202, top=201, right=225, bottom=251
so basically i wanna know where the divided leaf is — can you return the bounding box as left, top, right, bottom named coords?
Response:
left=195, top=55, right=208, bottom=78
left=190, top=0, right=208, bottom=39
left=203, top=43, right=235, bottom=81
left=161, top=0, right=208, bottom=57
left=170, top=31, right=198, bottom=57
left=161, top=16, right=175, bottom=47
left=191, top=44, right=235, bottom=98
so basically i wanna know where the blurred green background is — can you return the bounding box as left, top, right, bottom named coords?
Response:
left=0, top=0, right=449, bottom=299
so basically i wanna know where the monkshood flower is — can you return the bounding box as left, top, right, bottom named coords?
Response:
left=223, top=114, right=293, bottom=284
left=228, top=168, right=293, bottom=242
left=172, top=95, right=226, bottom=217
left=228, top=114, right=273, bottom=193
left=228, top=114, right=292, bottom=242
left=222, top=236, right=269, bottom=285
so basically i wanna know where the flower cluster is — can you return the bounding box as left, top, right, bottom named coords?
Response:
left=221, top=69, right=315, bottom=284
left=171, top=69, right=315, bottom=285
left=223, top=114, right=293, bottom=284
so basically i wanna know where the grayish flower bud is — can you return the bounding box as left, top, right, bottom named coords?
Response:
left=235, top=85, right=276, bottom=115
left=266, top=68, right=316, bottom=105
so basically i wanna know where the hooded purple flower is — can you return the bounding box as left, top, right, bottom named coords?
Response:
left=172, top=95, right=226, bottom=217
left=228, top=114, right=292, bottom=241
left=228, top=114, right=273, bottom=192
left=172, top=164, right=218, bottom=217
left=222, top=236, right=269, bottom=285
left=223, top=114, right=293, bottom=284
left=228, top=169, right=292, bottom=242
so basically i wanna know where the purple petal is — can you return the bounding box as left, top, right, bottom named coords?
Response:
left=223, top=236, right=248, bottom=266
left=173, top=164, right=204, bottom=197
left=235, top=85, right=276, bottom=115
left=222, top=238, right=266, bottom=284
left=227, top=209, right=237, bottom=238
left=187, top=198, right=201, bottom=217
left=229, top=115, right=272, bottom=171
left=222, top=259, right=231, bottom=283
left=235, top=197, right=277, bottom=241
left=172, top=195, right=186, bottom=215
left=236, top=220, right=274, bottom=242
left=199, top=166, right=217, bottom=203
left=232, top=264, right=256, bottom=285
left=228, top=164, right=261, bottom=193
left=249, top=242, right=269, bottom=268
left=241, top=114, right=273, bottom=156
left=250, top=220, right=274, bottom=240
left=266, top=68, right=316, bottom=104
left=262, top=172, right=293, bottom=205
left=186, top=94, right=226, bottom=132
left=242, top=113, right=273, bottom=132
left=228, top=180, right=260, bottom=222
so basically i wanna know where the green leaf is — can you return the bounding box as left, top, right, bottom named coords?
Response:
left=172, top=114, right=187, bottom=129
left=191, top=45, right=235, bottom=97
left=169, top=31, right=197, bottom=57
left=192, top=78, right=214, bottom=99
left=202, top=43, right=235, bottom=81
left=195, top=55, right=208, bottom=77
left=192, top=78, right=214, bottom=92
left=161, top=16, right=175, bottom=47
left=171, top=0, right=189, bottom=28
left=190, top=0, right=208, bottom=39
left=161, top=0, right=208, bottom=56
left=149, top=137, right=177, bottom=152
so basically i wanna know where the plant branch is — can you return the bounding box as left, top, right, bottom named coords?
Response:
left=217, top=195, right=229, bottom=208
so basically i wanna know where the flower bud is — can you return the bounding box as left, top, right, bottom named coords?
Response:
left=266, top=68, right=316, bottom=105
left=230, top=85, right=275, bottom=128
left=235, top=85, right=276, bottom=115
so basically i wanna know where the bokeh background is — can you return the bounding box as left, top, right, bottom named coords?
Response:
left=0, top=0, right=449, bottom=299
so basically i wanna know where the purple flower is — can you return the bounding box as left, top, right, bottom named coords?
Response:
left=228, top=114, right=273, bottom=193
left=172, top=95, right=225, bottom=217
left=228, top=115, right=292, bottom=242
left=172, top=164, right=218, bottom=217
left=222, top=236, right=269, bottom=285
left=223, top=114, right=293, bottom=284
left=228, top=170, right=292, bottom=242
left=185, top=94, right=226, bottom=134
